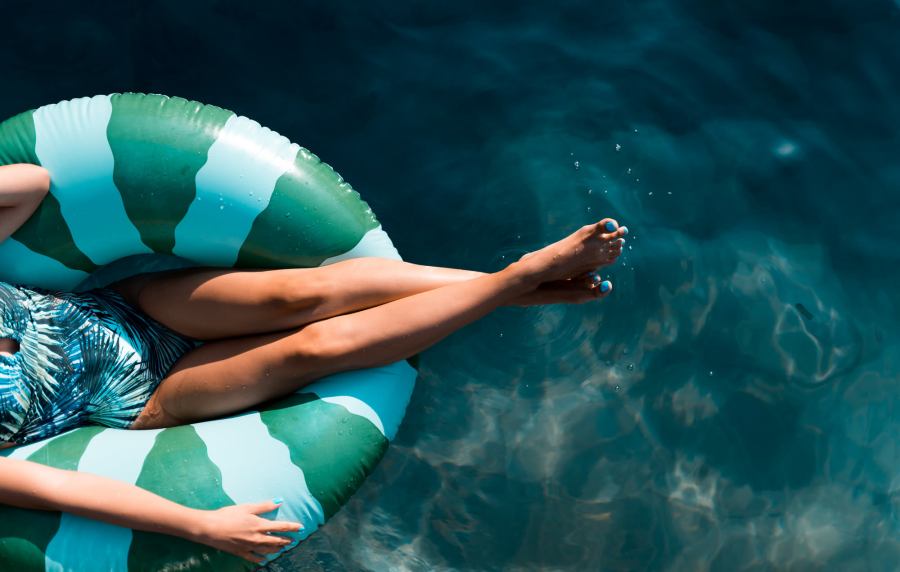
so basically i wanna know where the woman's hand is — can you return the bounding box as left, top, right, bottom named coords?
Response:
left=0, top=458, right=302, bottom=564
left=190, top=500, right=302, bottom=564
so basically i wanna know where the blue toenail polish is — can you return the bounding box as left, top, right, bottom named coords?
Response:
left=600, top=280, right=611, bottom=293
left=273, top=497, right=284, bottom=505
left=604, top=221, right=618, bottom=232
left=620, top=226, right=628, bottom=235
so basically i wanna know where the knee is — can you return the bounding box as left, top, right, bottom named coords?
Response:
left=130, top=393, right=187, bottom=430
left=293, top=320, right=352, bottom=360
left=288, top=318, right=385, bottom=372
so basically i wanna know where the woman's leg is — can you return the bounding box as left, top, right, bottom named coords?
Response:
left=132, top=220, right=623, bottom=428
left=111, top=259, right=483, bottom=340
left=113, top=224, right=625, bottom=340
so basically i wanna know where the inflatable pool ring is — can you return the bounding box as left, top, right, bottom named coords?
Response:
left=0, top=94, right=418, bottom=571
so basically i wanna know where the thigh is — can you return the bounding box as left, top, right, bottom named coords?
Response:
left=131, top=327, right=323, bottom=429
left=109, top=267, right=324, bottom=340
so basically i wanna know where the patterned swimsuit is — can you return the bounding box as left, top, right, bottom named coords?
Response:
left=0, top=282, right=198, bottom=446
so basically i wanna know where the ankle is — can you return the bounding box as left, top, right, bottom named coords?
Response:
left=499, top=261, right=544, bottom=292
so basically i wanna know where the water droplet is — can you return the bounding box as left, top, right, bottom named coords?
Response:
left=627, top=363, right=635, bottom=371
left=774, top=140, right=797, bottom=157
left=634, top=128, right=639, bottom=133
left=516, top=234, right=521, bottom=239
left=587, top=188, right=593, bottom=195
left=615, top=384, right=621, bottom=391
left=626, top=168, right=632, bottom=174
left=587, top=206, right=592, bottom=212
left=615, top=143, right=621, bottom=151
left=499, top=332, right=504, bottom=338
left=709, top=370, right=714, bottom=376
left=219, top=205, right=224, bottom=210
left=667, top=191, right=673, bottom=195
left=648, top=191, right=653, bottom=196
left=574, top=160, right=580, bottom=170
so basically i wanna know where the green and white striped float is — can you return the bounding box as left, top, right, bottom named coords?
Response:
left=0, top=93, right=417, bottom=571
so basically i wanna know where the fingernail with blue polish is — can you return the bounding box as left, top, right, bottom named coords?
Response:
left=273, top=497, right=284, bottom=505
left=604, top=221, right=618, bottom=232
left=620, top=226, right=629, bottom=235
left=600, top=280, right=612, bottom=293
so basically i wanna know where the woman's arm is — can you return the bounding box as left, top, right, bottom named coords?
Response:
left=0, top=457, right=301, bottom=563
left=0, top=164, right=51, bottom=243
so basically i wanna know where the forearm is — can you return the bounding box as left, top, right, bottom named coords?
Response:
left=0, top=457, right=204, bottom=542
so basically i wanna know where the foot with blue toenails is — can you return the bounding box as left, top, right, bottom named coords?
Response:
left=515, top=218, right=627, bottom=305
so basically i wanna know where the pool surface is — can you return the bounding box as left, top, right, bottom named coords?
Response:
left=2, top=1, right=900, bottom=570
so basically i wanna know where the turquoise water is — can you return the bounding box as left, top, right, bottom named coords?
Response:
left=3, top=1, right=900, bottom=570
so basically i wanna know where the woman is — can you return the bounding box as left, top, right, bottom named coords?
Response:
left=0, top=163, right=627, bottom=562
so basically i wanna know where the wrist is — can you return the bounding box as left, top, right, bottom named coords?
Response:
left=182, top=508, right=213, bottom=544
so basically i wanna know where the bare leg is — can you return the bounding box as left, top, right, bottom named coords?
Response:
left=113, top=220, right=626, bottom=340
left=112, top=259, right=487, bottom=340
left=132, top=220, right=625, bottom=428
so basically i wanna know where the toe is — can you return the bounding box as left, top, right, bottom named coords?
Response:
left=600, top=226, right=628, bottom=242
left=598, top=218, right=619, bottom=233
left=595, top=279, right=613, bottom=297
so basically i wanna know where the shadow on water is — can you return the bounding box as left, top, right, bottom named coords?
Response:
left=4, top=1, right=900, bottom=570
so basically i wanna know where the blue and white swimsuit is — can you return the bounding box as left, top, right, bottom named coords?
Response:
left=0, top=282, right=198, bottom=446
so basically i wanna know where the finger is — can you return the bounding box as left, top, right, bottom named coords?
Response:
left=257, top=534, right=293, bottom=548
left=238, top=551, right=266, bottom=564
left=251, top=542, right=286, bottom=555
left=264, top=519, right=303, bottom=533
left=247, top=498, right=283, bottom=515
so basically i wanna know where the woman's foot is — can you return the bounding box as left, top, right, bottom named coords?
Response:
left=512, top=218, right=627, bottom=285
left=515, top=272, right=613, bottom=306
